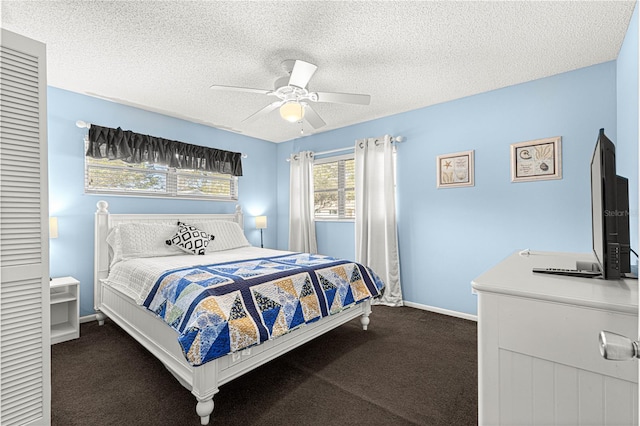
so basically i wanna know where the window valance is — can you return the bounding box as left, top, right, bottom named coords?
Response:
left=85, top=125, right=243, bottom=177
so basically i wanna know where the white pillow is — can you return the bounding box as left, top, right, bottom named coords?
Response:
left=107, top=222, right=182, bottom=264
left=106, top=226, right=123, bottom=267
left=190, top=220, right=251, bottom=252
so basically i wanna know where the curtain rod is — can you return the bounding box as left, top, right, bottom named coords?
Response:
left=286, top=135, right=405, bottom=161
left=76, top=120, right=249, bottom=159
left=315, top=146, right=354, bottom=157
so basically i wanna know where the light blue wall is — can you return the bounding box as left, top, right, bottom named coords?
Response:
left=617, top=2, right=639, bottom=257
left=49, top=10, right=636, bottom=318
left=48, top=88, right=278, bottom=316
left=277, top=62, right=618, bottom=315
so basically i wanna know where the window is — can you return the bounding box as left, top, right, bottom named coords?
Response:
left=85, top=154, right=238, bottom=201
left=313, top=154, right=355, bottom=220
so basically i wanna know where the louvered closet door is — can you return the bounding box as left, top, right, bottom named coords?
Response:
left=0, top=29, right=50, bottom=426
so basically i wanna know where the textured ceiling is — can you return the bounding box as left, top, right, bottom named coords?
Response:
left=1, top=1, right=636, bottom=143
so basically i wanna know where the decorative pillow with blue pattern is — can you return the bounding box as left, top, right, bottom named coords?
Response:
left=166, top=221, right=215, bottom=255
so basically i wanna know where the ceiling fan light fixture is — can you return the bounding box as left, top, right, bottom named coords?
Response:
left=280, top=101, right=305, bottom=123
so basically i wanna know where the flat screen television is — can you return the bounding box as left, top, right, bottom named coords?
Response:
left=590, top=128, right=631, bottom=279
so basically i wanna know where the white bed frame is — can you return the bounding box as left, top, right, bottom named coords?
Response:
left=93, top=200, right=372, bottom=425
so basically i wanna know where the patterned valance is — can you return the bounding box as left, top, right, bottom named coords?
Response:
left=86, top=125, right=243, bottom=177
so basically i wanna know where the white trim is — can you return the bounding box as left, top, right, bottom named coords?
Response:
left=80, top=314, right=97, bottom=324
left=403, top=301, right=478, bottom=322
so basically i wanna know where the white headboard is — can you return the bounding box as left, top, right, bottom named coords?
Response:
left=93, top=200, right=244, bottom=312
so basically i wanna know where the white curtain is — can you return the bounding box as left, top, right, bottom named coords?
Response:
left=355, top=135, right=403, bottom=306
left=288, top=151, right=318, bottom=253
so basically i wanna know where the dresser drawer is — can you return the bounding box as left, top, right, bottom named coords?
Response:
left=496, top=294, right=637, bottom=382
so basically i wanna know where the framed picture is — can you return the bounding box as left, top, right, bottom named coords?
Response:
left=436, top=150, right=474, bottom=188
left=511, top=136, right=562, bottom=182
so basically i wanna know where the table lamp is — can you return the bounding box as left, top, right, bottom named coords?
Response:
left=255, top=216, right=267, bottom=248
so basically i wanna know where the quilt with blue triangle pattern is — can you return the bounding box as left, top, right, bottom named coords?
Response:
left=143, top=253, right=385, bottom=366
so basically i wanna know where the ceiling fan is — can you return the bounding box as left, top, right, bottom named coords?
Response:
left=210, top=59, right=371, bottom=129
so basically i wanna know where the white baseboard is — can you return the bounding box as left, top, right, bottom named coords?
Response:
left=403, top=301, right=478, bottom=322
left=80, top=314, right=97, bottom=324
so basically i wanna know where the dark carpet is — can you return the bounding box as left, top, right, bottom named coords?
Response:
left=51, top=306, right=478, bottom=426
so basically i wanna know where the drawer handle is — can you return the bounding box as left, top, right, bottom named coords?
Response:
left=599, top=330, right=639, bottom=361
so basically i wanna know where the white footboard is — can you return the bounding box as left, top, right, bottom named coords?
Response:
left=98, top=280, right=371, bottom=424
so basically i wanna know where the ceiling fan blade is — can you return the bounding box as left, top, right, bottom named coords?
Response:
left=288, top=60, right=317, bottom=89
left=210, top=85, right=272, bottom=95
left=313, top=91, right=371, bottom=105
left=241, top=101, right=283, bottom=123
left=303, top=104, right=326, bottom=129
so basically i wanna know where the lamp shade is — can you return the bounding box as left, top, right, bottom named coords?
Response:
left=255, top=216, right=267, bottom=229
left=49, top=217, right=59, bottom=239
left=279, top=102, right=305, bottom=123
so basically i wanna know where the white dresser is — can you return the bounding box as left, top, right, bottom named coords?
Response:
left=472, top=251, right=638, bottom=426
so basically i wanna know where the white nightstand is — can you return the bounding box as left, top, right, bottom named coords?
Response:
left=50, top=276, right=80, bottom=344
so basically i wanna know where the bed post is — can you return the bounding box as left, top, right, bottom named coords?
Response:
left=94, top=200, right=109, bottom=325
left=192, top=369, right=218, bottom=425
left=234, top=204, right=243, bottom=228
left=360, top=299, right=372, bottom=331
left=195, top=397, right=214, bottom=425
